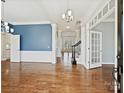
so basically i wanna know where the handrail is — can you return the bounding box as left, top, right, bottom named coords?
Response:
left=72, top=40, right=81, bottom=47
left=71, top=40, right=81, bottom=65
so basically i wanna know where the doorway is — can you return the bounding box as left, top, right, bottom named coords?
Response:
left=61, top=31, right=76, bottom=65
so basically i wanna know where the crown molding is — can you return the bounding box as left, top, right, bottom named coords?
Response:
left=9, top=21, right=52, bottom=25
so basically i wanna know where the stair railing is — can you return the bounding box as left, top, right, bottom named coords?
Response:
left=71, top=40, right=81, bottom=65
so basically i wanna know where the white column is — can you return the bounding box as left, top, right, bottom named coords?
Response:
left=86, top=23, right=90, bottom=69
left=51, top=24, right=56, bottom=64
left=81, top=25, right=86, bottom=66
left=57, top=30, right=62, bottom=57
left=11, top=35, right=20, bottom=62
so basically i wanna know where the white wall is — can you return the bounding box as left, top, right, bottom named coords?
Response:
left=92, top=22, right=115, bottom=64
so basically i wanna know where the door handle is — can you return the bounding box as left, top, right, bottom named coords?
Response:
left=118, top=65, right=123, bottom=75
left=112, top=67, right=118, bottom=82
left=112, top=67, right=121, bottom=89
left=116, top=55, right=120, bottom=59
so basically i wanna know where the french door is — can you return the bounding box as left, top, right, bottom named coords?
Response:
left=90, top=31, right=102, bottom=69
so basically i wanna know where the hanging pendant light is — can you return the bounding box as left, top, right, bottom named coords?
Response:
left=67, top=9, right=72, bottom=16
left=61, top=0, right=74, bottom=22
left=62, top=9, right=74, bottom=22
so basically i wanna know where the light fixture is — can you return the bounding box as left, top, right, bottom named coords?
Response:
left=10, top=28, right=14, bottom=33
left=61, top=0, right=74, bottom=23
left=67, top=9, right=72, bottom=16
left=1, top=21, right=14, bottom=33
left=62, top=9, right=74, bottom=23
left=66, top=26, right=70, bottom=29
left=1, top=0, right=14, bottom=33
left=4, top=22, right=8, bottom=26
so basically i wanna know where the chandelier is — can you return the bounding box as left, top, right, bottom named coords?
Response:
left=1, top=0, right=14, bottom=33
left=1, top=21, right=14, bottom=33
left=61, top=0, right=73, bottom=23
left=62, top=9, right=74, bottom=22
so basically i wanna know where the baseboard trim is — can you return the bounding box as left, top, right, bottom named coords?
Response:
left=102, top=62, right=114, bottom=64
left=20, top=61, right=52, bottom=64
left=1, top=58, right=7, bottom=61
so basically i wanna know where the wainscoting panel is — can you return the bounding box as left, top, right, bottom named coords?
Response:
left=20, top=51, right=52, bottom=62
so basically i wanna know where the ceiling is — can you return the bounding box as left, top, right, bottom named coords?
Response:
left=2, top=0, right=109, bottom=31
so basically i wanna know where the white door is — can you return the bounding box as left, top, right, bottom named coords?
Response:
left=11, top=35, right=20, bottom=62
left=90, top=31, right=102, bottom=69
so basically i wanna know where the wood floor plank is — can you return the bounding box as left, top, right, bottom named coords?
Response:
left=2, top=60, right=114, bottom=93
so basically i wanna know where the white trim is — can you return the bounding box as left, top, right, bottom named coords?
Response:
left=51, top=24, right=56, bottom=51
left=81, top=64, right=90, bottom=69
left=102, top=62, right=114, bottom=64
left=90, top=8, right=115, bottom=30
left=51, top=24, right=56, bottom=64
left=9, top=21, right=52, bottom=25
left=88, top=0, right=115, bottom=29
left=101, top=18, right=115, bottom=22
left=86, top=23, right=90, bottom=69
left=86, top=0, right=110, bottom=25
left=114, top=0, right=118, bottom=93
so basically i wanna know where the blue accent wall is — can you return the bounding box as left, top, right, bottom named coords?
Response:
left=13, top=24, right=52, bottom=51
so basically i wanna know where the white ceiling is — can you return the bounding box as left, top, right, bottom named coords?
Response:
left=2, top=0, right=109, bottom=31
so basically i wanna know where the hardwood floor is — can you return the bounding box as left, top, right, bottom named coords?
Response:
left=2, top=60, right=114, bottom=93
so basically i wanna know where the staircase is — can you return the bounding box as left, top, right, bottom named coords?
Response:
left=71, top=40, right=81, bottom=65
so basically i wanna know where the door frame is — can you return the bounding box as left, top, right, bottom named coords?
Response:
left=115, top=0, right=123, bottom=93
left=114, top=0, right=119, bottom=93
